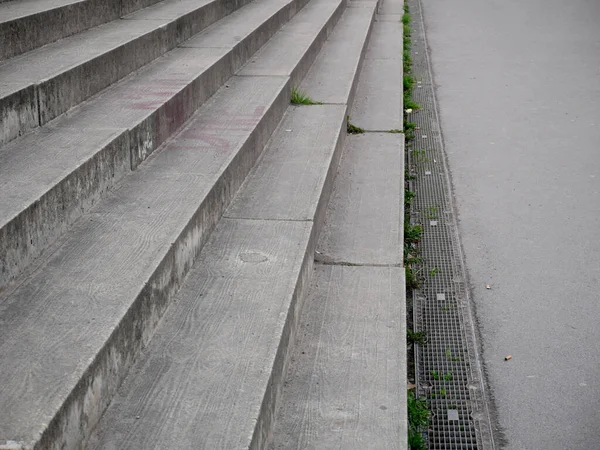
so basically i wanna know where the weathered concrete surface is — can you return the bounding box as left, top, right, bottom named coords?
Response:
left=0, top=0, right=299, bottom=288
left=298, top=2, right=375, bottom=106
left=271, top=4, right=406, bottom=446
left=378, top=0, right=402, bottom=15
left=0, top=0, right=120, bottom=61
left=317, top=133, right=404, bottom=265
left=422, top=0, right=600, bottom=448
left=0, top=126, right=130, bottom=289
left=89, top=4, right=377, bottom=444
left=0, top=81, right=38, bottom=146
left=87, top=218, right=314, bottom=450
left=239, top=0, right=344, bottom=88
left=0, top=74, right=289, bottom=450
left=182, top=0, right=303, bottom=50
left=0, top=0, right=251, bottom=145
left=226, top=104, right=346, bottom=223
left=271, top=265, right=407, bottom=450
left=349, top=19, right=403, bottom=131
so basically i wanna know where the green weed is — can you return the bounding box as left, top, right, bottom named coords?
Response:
left=405, top=98, right=421, bottom=110
left=407, top=329, right=428, bottom=346
left=346, top=116, right=365, bottom=134
left=290, top=87, right=322, bottom=105
left=411, top=148, right=427, bottom=163
left=407, top=390, right=429, bottom=450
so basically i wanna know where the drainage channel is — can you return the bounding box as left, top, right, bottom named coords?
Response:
left=406, top=0, right=496, bottom=448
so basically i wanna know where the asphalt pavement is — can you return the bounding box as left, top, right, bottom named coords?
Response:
left=421, top=0, right=600, bottom=448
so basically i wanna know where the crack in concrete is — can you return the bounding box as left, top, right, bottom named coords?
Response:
left=314, top=253, right=401, bottom=267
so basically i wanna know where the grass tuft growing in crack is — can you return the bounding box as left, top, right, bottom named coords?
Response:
left=346, top=116, right=365, bottom=134
left=290, top=87, right=323, bottom=105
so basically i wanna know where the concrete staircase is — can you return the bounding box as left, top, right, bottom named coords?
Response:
left=0, top=0, right=407, bottom=447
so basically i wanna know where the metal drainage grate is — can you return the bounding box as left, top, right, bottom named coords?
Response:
left=406, top=0, right=496, bottom=448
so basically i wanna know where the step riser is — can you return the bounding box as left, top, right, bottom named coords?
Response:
left=132, top=0, right=304, bottom=169
left=31, top=79, right=291, bottom=450
left=0, top=0, right=254, bottom=148
left=0, top=83, right=37, bottom=146
left=253, top=232, right=315, bottom=450
left=346, top=7, right=374, bottom=116
left=289, top=0, right=345, bottom=88
left=121, top=0, right=165, bottom=16
left=313, top=119, right=345, bottom=247
left=129, top=52, right=234, bottom=170
left=0, top=0, right=301, bottom=289
left=0, top=0, right=122, bottom=62
left=252, top=120, right=345, bottom=449
left=0, top=0, right=172, bottom=62
left=0, top=129, right=131, bottom=288
left=40, top=0, right=255, bottom=126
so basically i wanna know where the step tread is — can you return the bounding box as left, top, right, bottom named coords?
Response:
left=0, top=74, right=287, bottom=444
left=299, top=2, right=374, bottom=104
left=350, top=20, right=403, bottom=131
left=182, top=0, right=294, bottom=48
left=225, top=104, right=346, bottom=221
left=121, top=0, right=223, bottom=20
left=271, top=264, right=407, bottom=450
left=0, top=125, right=126, bottom=225
left=317, top=133, right=404, bottom=265
left=226, top=3, right=377, bottom=221
left=0, top=18, right=164, bottom=86
left=88, top=217, right=313, bottom=450
left=239, top=0, right=341, bottom=81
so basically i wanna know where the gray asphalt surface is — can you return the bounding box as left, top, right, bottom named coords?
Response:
left=421, top=0, right=600, bottom=448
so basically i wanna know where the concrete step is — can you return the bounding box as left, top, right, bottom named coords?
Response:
left=0, top=0, right=305, bottom=288
left=86, top=3, right=377, bottom=447
left=271, top=264, right=407, bottom=450
left=316, top=134, right=405, bottom=265
left=289, top=134, right=405, bottom=450
left=87, top=106, right=347, bottom=450
left=0, top=0, right=344, bottom=447
left=0, top=74, right=289, bottom=450
left=0, top=0, right=164, bottom=62
left=271, top=13, right=407, bottom=448
left=298, top=0, right=375, bottom=108
left=349, top=17, right=403, bottom=131
left=0, top=0, right=255, bottom=146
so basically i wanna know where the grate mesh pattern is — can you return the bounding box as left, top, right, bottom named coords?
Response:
left=407, top=0, right=495, bottom=448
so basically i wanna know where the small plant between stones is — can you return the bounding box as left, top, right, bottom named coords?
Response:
left=346, top=116, right=365, bottom=134
left=290, top=87, right=323, bottom=105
